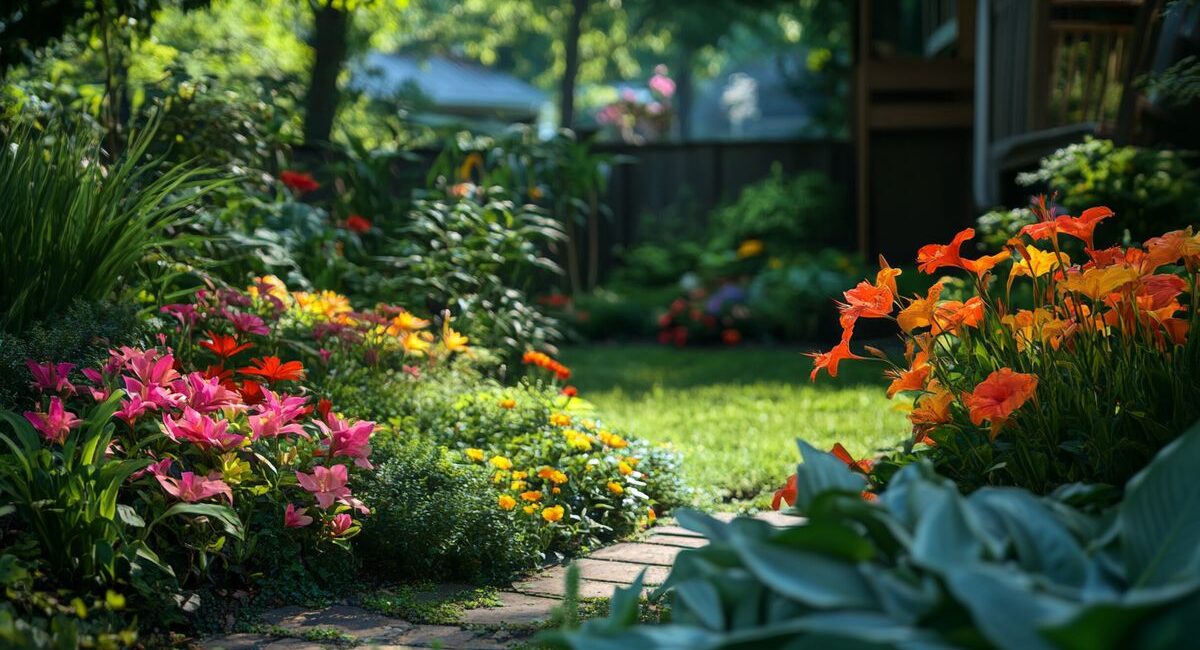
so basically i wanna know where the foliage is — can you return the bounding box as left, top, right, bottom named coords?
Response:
left=974, top=207, right=1037, bottom=253
left=547, top=424, right=1200, bottom=649
left=655, top=286, right=751, bottom=348
left=0, top=117, right=216, bottom=333
left=0, top=301, right=143, bottom=409
left=707, top=166, right=845, bottom=258
left=1016, top=137, right=1200, bottom=240
left=0, top=554, right=138, bottom=650
left=561, top=346, right=904, bottom=509
left=810, top=199, right=1200, bottom=493
left=744, top=251, right=863, bottom=342
left=358, top=433, right=541, bottom=584
left=361, top=584, right=501, bottom=624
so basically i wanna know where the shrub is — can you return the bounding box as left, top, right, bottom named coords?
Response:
left=1017, top=137, right=1200, bottom=240
left=358, top=433, right=540, bottom=584
left=809, top=198, right=1200, bottom=493
left=0, top=117, right=215, bottom=333
left=547, top=425, right=1200, bottom=650
left=707, top=166, right=844, bottom=257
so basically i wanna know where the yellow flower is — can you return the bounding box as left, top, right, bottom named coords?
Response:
left=541, top=505, right=565, bottom=523
left=523, top=504, right=539, bottom=515
left=442, top=318, right=470, bottom=352
left=607, top=481, right=624, bottom=495
left=520, top=490, right=543, bottom=502
left=510, top=480, right=527, bottom=491
left=563, top=428, right=594, bottom=451
left=598, top=430, right=628, bottom=449
left=1001, top=308, right=1069, bottom=352
left=647, top=508, right=657, bottom=522
left=218, top=452, right=251, bottom=485
left=1011, top=248, right=1070, bottom=278
left=549, top=413, right=571, bottom=427
left=492, top=471, right=506, bottom=483
left=401, top=331, right=431, bottom=355
left=248, top=275, right=290, bottom=303
left=737, top=238, right=765, bottom=259
left=580, top=419, right=596, bottom=430
left=490, top=455, right=513, bottom=470
left=466, top=448, right=485, bottom=462
left=498, top=495, right=517, bottom=511
left=618, top=461, right=633, bottom=476
left=552, top=487, right=561, bottom=494
left=512, top=471, right=528, bottom=480
left=499, top=398, right=517, bottom=409
left=551, top=470, right=568, bottom=484
left=1060, top=264, right=1140, bottom=300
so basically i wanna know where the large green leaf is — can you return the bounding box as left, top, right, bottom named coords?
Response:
left=943, top=565, right=1076, bottom=650
left=1120, top=418, right=1200, bottom=588
left=790, top=440, right=867, bottom=513
left=730, top=535, right=876, bottom=609
left=969, top=488, right=1088, bottom=586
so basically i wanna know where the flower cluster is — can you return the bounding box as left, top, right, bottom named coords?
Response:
left=657, top=287, right=749, bottom=347
left=797, top=200, right=1199, bottom=493
left=522, top=350, right=571, bottom=381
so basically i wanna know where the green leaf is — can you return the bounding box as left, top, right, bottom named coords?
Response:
left=771, top=522, right=875, bottom=562
left=730, top=535, right=876, bottom=609
left=943, top=565, right=1076, bottom=650
left=673, top=579, right=725, bottom=630
left=1120, top=418, right=1200, bottom=588
left=790, top=440, right=867, bottom=513
left=969, top=488, right=1088, bottom=586
left=150, top=503, right=244, bottom=540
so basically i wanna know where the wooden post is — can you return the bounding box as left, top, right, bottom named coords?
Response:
left=855, top=0, right=872, bottom=256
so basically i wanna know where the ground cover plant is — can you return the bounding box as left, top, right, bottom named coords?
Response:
left=548, top=420, right=1200, bottom=649
left=806, top=199, right=1199, bottom=493
left=561, top=346, right=906, bottom=508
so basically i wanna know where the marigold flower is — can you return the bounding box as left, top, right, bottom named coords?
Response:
left=736, top=238, right=765, bottom=259
left=498, top=495, right=517, bottom=511
left=520, top=490, right=543, bottom=502
left=607, top=481, right=624, bottom=495
left=499, top=398, right=517, bottom=409
left=618, top=461, right=633, bottom=476
left=964, top=368, right=1038, bottom=438
left=523, top=504, right=539, bottom=515
left=549, top=413, right=572, bottom=427
left=239, top=356, right=305, bottom=383
left=490, top=455, right=513, bottom=470
left=541, top=505, right=565, bottom=523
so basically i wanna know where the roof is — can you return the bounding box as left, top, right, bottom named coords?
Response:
left=353, top=52, right=548, bottom=119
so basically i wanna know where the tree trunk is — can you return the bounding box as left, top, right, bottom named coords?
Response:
left=303, top=4, right=350, bottom=145
left=675, top=46, right=695, bottom=142
left=559, top=0, right=587, bottom=130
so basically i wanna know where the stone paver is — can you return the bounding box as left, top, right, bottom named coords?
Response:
left=383, top=624, right=505, bottom=649
left=573, top=558, right=670, bottom=585
left=261, top=604, right=411, bottom=643
left=642, top=533, right=708, bottom=549
left=514, top=566, right=648, bottom=600
left=203, top=633, right=271, bottom=650
left=587, top=542, right=685, bottom=566
left=458, top=591, right=560, bottom=626
left=646, top=524, right=705, bottom=538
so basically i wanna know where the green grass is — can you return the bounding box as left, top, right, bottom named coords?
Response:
left=560, top=345, right=909, bottom=510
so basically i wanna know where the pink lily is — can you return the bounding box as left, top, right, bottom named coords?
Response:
left=122, top=376, right=182, bottom=410
left=284, top=503, right=314, bottom=528
left=248, top=389, right=309, bottom=440
left=316, top=412, right=374, bottom=469
left=172, top=372, right=243, bottom=414
left=162, top=408, right=245, bottom=451
left=131, top=456, right=174, bottom=481
left=156, top=471, right=233, bottom=504
left=115, top=393, right=156, bottom=426
left=328, top=513, right=353, bottom=537
left=25, top=360, right=76, bottom=395
left=121, top=348, right=181, bottom=389
left=295, top=464, right=351, bottom=509
left=160, top=304, right=200, bottom=327
left=23, top=397, right=81, bottom=444
left=80, top=368, right=111, bottom=401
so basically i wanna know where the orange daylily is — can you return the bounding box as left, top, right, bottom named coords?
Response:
left=838, top=280, right=894, bottom=326
left=385, top=311, right=431, bottom=335
left=932, top=296, right=984, bottom=336
left=830, top=442, right=874, bottom=474
left=962, top=251, right=1011, bottom=278
left=1001, top=309, right=1069, bottom=352
left=885, top=350, right=930, bottom=398
left=1143, top=227, right=1200, bottom=270
left=771, top=474, right=797, bottom=510
left=808, top=335, right=863, bottom=381
left=964, top=368, right=1038, bottom=438
left=1055, top=206, right=1114, bottom=249
left=875, top=256, right=902, bottom=297
left=897, top=283, right=945, bottom=332
left=917, top=228, right=975, bottom=274
left=909, top=381, right=954, bottom=444
left=1060, top=264, right=1140, bottom=300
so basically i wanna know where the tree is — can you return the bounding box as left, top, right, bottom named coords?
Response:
left=303, top=1, right=351, bottom=145
left=558, top=0, right=586, bottom=129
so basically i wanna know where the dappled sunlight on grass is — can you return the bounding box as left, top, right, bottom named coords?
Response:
left=561, top=345, right=908, bottom=510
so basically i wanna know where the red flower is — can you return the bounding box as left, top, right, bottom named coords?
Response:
left=239, top=380, right=265, bottom=405
left=317, top=398, right=333, bottom=420
left=199, top=331, right=252, bottom=359
left=916, top=228, right=975, bottom=274
left=345, top=214, right=372, bottom=233
left=280, top=170, right=319, bottom=194
left=830, top=442, right=874, bottom=474
left=772, top=474, right=797, bottom=510
left=560, top=385, right=578, bottom=398
left=239, top=356, right=306, bottom=383
left=721, top=329, right=742, bottom=346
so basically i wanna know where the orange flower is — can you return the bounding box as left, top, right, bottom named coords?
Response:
left=962, top=250, right=1011, bottom=278
left=838, top=281, right=894, bottom=325
left=885, top=350, right=930, bottom=397
left=1137, top=274, right=1188, bottom=311
left=932, top=296, right=984, bottom=336
left=499, top=398, right=517, bottom=409
left=1087, top=245, right=1145, bottom=270
left=1143, top=227, right=1200, bottom=270
left=239, top=356, right=305, bottom=383
left=1001, top=308, right=1069, bottom=352
left=875, top=256, right=902, bottom=297
left=1055, top=206, right=1114, bottom=249
left=897, top=283, right=945, bottom=332
left=964, top=369, right=1038, bottom=438
left=199, top=331, right=252, bottom=359
left=830, top=442, right=874, bottom=474
left=917, top=228, right=975, bottom=274
left=808, top=336, right=863, bottom=381
left=909, top=381, right=954, bottom=435
left=771, top=473, right=797, bottom=510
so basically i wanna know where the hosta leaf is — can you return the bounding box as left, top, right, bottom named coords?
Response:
left=943, top=565, right=1076, bottom=650
left=909, top=482, right=985, bottom=571
left=969, top=488, right=1088, bottom=586
left=1120, top=418, right=1200, bottom=588
left=731, top=536, right=876, bottom=609
left=673, top=579, right=725, bottom=630
left=791, top=440, right=867, bottom=513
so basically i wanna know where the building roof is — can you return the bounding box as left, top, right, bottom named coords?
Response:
left=353, top=52, right=548, bottom=120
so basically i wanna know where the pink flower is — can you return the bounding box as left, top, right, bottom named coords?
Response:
left=160, top=303, right=200, bottom=327
left=115, top=394, right=156, bottom=426
left=248, top=388, right=309, bottom=440
left=162, top=408, right=245, bottom=451
left=23, top=397, right=81, bottom=444
left=225, top=311, right=270, bottom=336
left=172, top=372, right=243, bottom=414
left=156, top=471, right=233, bottom=504
left=316, top=412, right=374, bottom=469
left=284, top=503, right=314, bottom=528
left=80, top=368, right=110, bottom=401
left=328, top=513, right=353, bottom=537
left=649, top=73, right=675, bottom=98
left=116, top=347, right=181, bottom=389
left=295, top=464, right=351, bottom=509
left=131, top=456, right=174, bottom=481
left=122, top=376, right=181, bottom=410
left=318, top=348, right=332, bottom=365
left=26, top=360, right=76, bottom=395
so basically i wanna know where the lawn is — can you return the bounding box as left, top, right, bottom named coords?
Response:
left=560, top=344, right=909, bottom=510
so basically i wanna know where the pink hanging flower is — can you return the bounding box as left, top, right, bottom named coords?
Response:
left=284, top=503, right=314, bottom=528
left=25, top=360, right=76, bottom=395
left=328, top=513, right=353, bottom=537
left=295, top=464, right=351, bottom=509
left=156, top=471, right=233, bottom=504
left=162, top=408, right=245, bottom=452
left=225, top=311, right=270, bottom=336
left=23, top=397, right=81, bottom=444
left=248, top=388, right=309, bottom=440
left=316, top=412, right=375, bottom=469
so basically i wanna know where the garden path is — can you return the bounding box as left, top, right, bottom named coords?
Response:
left=202, top=510, right=801, bottom=649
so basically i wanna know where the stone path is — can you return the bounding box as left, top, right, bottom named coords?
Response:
left=202, top=511, right=802, bottom=649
